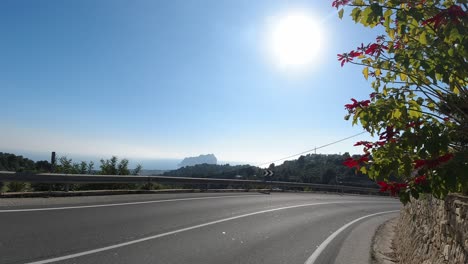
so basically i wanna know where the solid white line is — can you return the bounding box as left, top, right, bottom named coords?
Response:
left=304, top=210, right=400, bottom=264
left=26, top=201, right=359, bottom=264
left=0, top=194, right=263, bottom=213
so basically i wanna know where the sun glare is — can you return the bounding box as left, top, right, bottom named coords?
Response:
left=269, top=11, right=322, bottom=71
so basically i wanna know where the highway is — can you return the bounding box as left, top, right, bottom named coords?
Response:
left=0, top=192, right=400, bottom=264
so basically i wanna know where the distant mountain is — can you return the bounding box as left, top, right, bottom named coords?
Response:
left=178, top=154, right=217, bottom=167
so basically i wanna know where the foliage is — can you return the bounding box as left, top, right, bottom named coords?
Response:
left=270, top=153, right=377, bottom=187
left=0, top=152, right=379, bottom=192
left=0, top=152, right=43, bottom=172
left=164, top=163, right=260, bottom=179
left=0, top=153, right=144, bottom=191
left=334, top=0, right=467, bottom=203
left=6, top=182, right=28, bottom=192
left=0, top=152, right=51, bottom=192
left=164, top=154, right=377, bottom=188
left=32, top=156, right=96, bottom=191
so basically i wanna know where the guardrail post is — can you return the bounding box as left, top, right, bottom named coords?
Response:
left=147, top=177, right=152, bottom=190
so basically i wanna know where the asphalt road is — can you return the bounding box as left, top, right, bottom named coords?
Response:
left=0, top=192, right=400, bottom=264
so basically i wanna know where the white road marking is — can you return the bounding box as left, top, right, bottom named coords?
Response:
left=25, top=201, right=365, bottom=264
left=304, top=210, right=400, bottom=264
left=0, top=194, right=263, bottom=213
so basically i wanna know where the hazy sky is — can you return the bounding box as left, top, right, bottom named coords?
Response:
left=1, top=0, right=380, bottom=167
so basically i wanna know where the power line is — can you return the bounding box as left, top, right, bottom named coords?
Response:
left=256, top=131, right=367, bottom=167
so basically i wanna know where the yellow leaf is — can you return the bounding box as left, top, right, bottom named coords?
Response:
left=419, top=31, right=427, bottom=45
left=360, top=166, right=367, bottom=174
left=409, top=109, right=422, bottom=118
left=393, top=109, right=402, bottom=119
left=363, top=67, right=369, bottom=80
left=400, top=73, right=408, bottom=81
left=375, top=69, right=381, bottom=76
left=427, top=102, right=435, bottom=110
left=389, top=29, right=395, bottom=40
left=453, top=86, right=460, bottom=95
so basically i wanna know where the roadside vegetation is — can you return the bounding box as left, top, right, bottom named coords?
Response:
left=1, top=152, right=376, bottom=193
left=0, top=152, right=147, bottom=192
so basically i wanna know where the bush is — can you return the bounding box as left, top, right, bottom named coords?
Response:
left=7, top=182, right=28, bottom=192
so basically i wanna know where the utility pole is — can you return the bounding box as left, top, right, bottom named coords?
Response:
left=50, top=152, right=56, bottom=194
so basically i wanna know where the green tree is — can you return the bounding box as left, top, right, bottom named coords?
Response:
left=0, top=153, right=49, bottom=192
left=334, top=0, right=467, bottom=202
left=133, top=163, right=142, bottom=175
left=87, top=161, right=94, bottom=174
left=322, top=168, right=337, bottom=184
left=100, top=156, right=119, bottom=175
left=96, top=156, right=139, bottom=190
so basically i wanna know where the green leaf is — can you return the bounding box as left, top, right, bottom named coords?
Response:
left=370, top=3, right=383, bottom=17
left=351, top=8, right=362, bottom=22
left=338, top=9, right=344, bottom=19
left=399, top=191, right=410, bottom=205
left=383, top=9, right=392, bottom=19
left=360, top=6, right=373, bottom=26
left=449, top=27, right=461, bottom=42
left=448, top=48, right=454, bottom=56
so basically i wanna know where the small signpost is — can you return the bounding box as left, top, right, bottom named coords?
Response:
left=260, top=170, right=274, bottom=194
left=263, top=169, right=274, bottom=177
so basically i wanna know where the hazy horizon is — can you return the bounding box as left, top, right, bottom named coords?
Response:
left=1, top=148, right=359, bottom=171
left=0, top=149, right=255, bottom=170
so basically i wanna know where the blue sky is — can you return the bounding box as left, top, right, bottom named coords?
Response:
left=1, top=0, right=380, bottom=168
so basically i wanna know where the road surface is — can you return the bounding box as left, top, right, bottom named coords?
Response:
left=0, top=192, right=400, bottom=264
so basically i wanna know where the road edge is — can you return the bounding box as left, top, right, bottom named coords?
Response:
left=371, top=216, right=399, bottom=264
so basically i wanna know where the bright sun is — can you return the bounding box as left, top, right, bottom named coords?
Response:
left=269, top=11, right=322, bottom=70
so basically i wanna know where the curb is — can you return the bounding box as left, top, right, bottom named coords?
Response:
left=372, top=216, right=399, bottom=264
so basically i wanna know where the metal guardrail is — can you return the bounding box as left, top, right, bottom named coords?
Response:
left=0, top=171, right=384, bottom=194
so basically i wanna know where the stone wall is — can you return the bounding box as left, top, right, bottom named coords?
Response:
left=395, top=194, right=468, bottom=264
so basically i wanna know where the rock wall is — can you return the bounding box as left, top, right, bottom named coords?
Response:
left=395, top=194, right=468, bottom=264
left=178, top=154, right=217, bottom=167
